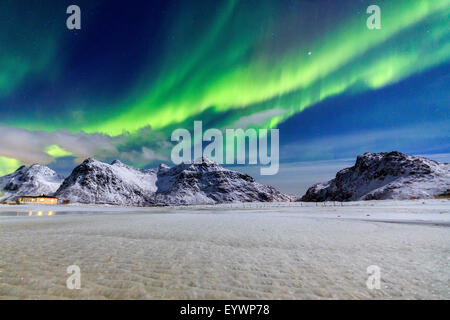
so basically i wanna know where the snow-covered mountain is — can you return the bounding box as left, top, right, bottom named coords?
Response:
left=301, top=152, right=450, bottom=202
left=153, top=157, right=288, bottom=205
left=0, top=165, right=65, bottom=202
left=55, top=157, right=288, bottom=206
left=55, top=159, right=157, bottom=206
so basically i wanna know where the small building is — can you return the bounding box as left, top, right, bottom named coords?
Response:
left=17, top=194, right=59, bottom=205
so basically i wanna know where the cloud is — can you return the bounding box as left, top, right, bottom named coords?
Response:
left=0, top=125, right=169, bottom=169
left=115, top=147, right=168, bottom=167
left=230, top=109, right=287, bottom=128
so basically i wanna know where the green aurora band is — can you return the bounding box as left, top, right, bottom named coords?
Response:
left=82, top=0, right=450, bottom=136
left=0, top=157, right=21, bottom=176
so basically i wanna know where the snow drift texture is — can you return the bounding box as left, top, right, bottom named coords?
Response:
left=301, top=151, right=450, bottom=202
left=0, top=165, right=64, bottom=201
left=54, top=157, right=288, bottom=206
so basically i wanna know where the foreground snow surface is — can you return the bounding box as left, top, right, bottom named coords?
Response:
left=0, top=200, right=449, bottom=299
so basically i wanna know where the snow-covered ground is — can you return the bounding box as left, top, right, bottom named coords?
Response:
left=0, top=200, right=448, bottom=299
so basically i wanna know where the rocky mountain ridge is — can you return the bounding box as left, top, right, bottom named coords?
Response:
left=0, top=157, right=288, bottom=206
left=301, top=152, right=450, bottom=201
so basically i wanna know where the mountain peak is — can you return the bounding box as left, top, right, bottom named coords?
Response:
left=111, top=159, right=124, bottom=166
left=301, top=152, right=450, bottom=201
left=0, top=164, right=64, bottom=202
left=193, top=157, right=217, bottom=165
left=15, top=165, right=27, bottom=172
left=84, top=157, right=99, bottom=163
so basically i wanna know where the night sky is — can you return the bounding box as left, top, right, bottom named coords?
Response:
left=0, top=0, right=449, bottom=192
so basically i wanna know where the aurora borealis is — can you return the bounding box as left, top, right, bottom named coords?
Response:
left=0, top=0, right=449, bottom=189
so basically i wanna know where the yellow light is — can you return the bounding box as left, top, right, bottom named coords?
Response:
left=48, top=211, right=54, bottom=216
left=37, top=211, right=43, bottom=216
left=28, top=211, right=33, bottom=216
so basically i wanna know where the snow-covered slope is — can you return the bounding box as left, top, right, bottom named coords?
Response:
left=55, top=159, right=158, bottom=206
left=0, top=165, right=65, bottom=202
left=56, top=157, right=288, bottom=206
left=301, top=152, right=450, bottom=202
left=154, top=157, right=289, bottom=205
